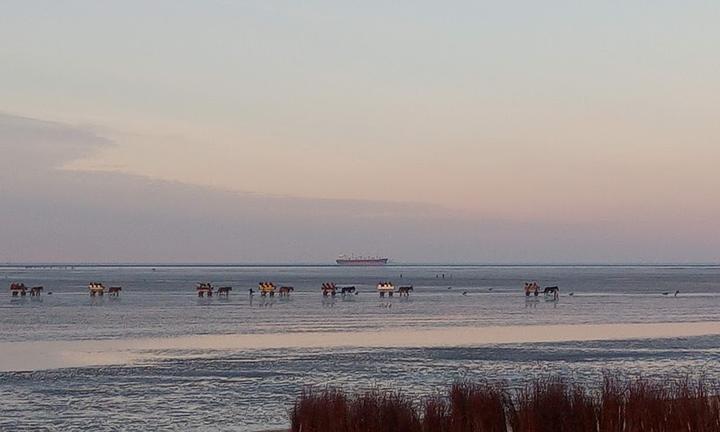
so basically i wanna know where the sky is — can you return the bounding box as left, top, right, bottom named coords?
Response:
left=1, top=1, right=719, bottom=263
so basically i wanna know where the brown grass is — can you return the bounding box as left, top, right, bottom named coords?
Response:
left=289, top=388, right=421, bottom=432
left=290, top=376, right=720, bottom=432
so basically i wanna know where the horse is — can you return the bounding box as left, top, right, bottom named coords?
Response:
left=107, top=286, right=122, bottom=296
left=30, top=286, right=44, bottom=296
left=279, top=286, right=294, bottom=297
left=398, top=286, right=413, bottom=297
left=543, top=286, right=559, bottom=301
left=217, top=286, right=232, bottom=296
left=340, top=286, right=355, bottom=296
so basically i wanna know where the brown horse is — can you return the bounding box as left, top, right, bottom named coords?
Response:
left=108, top=287, right=122, bottom=296
left=217, top=286, right=232, bottom=296
left=30, top=286, right=44, bottom=296
left=398, top=286, right=413, bottom=297
left=279, top=286, right=294, bottom=297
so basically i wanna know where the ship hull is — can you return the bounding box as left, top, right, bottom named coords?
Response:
left=336, top=258, right=388, bottom=266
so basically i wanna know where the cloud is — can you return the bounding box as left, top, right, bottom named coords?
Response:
left=0, top=112, right=462, bottom=263
left=0, top=113, right=717, bottom=264
left=0, top=113, right=111, bottom=172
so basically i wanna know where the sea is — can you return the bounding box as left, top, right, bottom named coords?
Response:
left=1, top=264, right=719, bottom=431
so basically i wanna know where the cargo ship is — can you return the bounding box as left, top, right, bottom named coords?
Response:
left=336, top=254, right=389, bottom=266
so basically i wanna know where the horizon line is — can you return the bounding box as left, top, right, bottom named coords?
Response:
left=1, top=262, right=718, bottom=268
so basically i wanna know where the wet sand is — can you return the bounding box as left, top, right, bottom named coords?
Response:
left=2, top=321, right=720, bottom=372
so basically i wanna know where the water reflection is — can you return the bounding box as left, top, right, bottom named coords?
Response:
left=322, top=297, right=336, bottom=308
left=258, top=297, right=275, bottom=308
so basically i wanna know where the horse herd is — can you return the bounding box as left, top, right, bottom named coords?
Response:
left=524, top=281, right=560, bottom=301
left=203, top=281, right=415, bottom=298
left=9, top=282, right=124, bottom=297
left=9, top=281, right=558, bottom=300
left=9, top=283, right=43, bottom=297
left=8, top=281, right=415, bottom=299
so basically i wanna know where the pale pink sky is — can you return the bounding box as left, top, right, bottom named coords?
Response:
left=1, top=1, right=719, bottom=262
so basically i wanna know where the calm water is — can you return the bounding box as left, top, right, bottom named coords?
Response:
left=1, top=265, right=719, bottom=431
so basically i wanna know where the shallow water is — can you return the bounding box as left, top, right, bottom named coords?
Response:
left=1, top=265, right=719, bottom=430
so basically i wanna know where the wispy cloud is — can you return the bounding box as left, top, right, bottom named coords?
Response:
left=1, top=113, right=717, bottom=264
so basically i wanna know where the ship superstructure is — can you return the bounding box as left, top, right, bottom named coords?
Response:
left=336, top=254, right=389, bottom=266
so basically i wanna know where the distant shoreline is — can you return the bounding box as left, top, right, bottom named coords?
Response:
left=2, top=262, right=719, bottom=268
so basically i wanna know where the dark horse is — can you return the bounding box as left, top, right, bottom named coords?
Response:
left=340, top=286, right=356, bottom=296
left=279, top=286, right=294, bottom=297
left=398, top=286, right=413, bottom=297
left=30, top=286, right=44, bottom=296
left=217, top=286, right=232, bottom=296
left=108, top=286, right=122, bottom=296
left=543, top=286, right=559, bottom=301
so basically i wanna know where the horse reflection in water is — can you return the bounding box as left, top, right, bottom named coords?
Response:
left=258, top=295, right=275, bottom=308
left=322, top=295, right=336, bottom=308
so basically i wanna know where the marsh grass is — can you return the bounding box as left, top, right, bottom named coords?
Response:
left=290, top=376, right=720, bottom=432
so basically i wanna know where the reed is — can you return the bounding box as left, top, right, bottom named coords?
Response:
left=289, top=388, right=421, bottom=432
left=290, top=375, right=720, bottom=432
